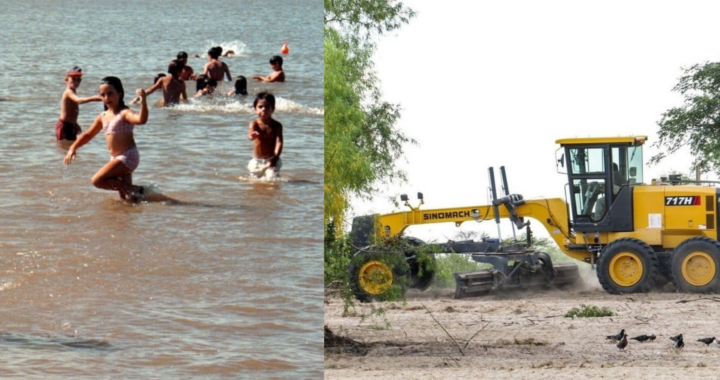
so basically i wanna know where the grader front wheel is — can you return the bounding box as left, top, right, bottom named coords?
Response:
left=348, top=250, right=407, bottom=302
left=597, top=238, right=659, bottom=294
left=671, top=237, right=720, bottom=293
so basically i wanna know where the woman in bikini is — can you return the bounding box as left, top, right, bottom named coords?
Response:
left=63, top=76, right=147, bottom=202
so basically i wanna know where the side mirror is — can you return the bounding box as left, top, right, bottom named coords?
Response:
left=629, top=167, right=637, bottom=176
left=400, top=194, right=409, bottom=201
left=417, top=192, right=424, bottom=200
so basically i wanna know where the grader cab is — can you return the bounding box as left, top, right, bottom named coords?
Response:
left=349, top=136, right=720, bottom=301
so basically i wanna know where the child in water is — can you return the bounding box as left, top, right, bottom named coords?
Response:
left=252, top=56, right=285, bottom=83
left=247, top=92, right=283, bottom=179
left=226, top=76, right=248, bottom=96
left=63, top=76, right=148, bottom=202
left=57, top=66, right=102, bottom=141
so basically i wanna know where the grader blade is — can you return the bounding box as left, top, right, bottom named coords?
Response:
left=453, top=253, right=581, bottom=299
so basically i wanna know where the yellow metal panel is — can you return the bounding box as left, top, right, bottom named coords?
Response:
left=663, top=187, right=714, bottom=233
left=633, top=186, right=665, bottom=230
left=555, top=136, right=647, bottom=146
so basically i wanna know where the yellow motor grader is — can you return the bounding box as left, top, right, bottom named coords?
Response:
left=349, top=136, right=720, bottom=301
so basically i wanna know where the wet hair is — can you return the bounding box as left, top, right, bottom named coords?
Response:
left=206, top=78, right=218, bottom=88
left=99, top=76, right=128, bottom=111
left=253, top=91, right=275, bottom=109
left=153, top=73, right=166, bottom=84
left=208, top=46, right=222, bottom=59
left=168, top=59, right=184, bottom=76
left=177, top=51, right=188, bottom=59
left=269, top=55, right=283, bottom=66
left=234, top=76, right=248, bottom=95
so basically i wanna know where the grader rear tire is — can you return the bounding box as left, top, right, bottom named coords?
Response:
left=670, top=237, right=720, bottom=293
left=597, top=238, right=659, bottom=294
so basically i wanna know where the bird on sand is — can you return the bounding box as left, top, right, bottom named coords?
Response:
left=670, top=334, right=684, bottom=349
left=630, top=334, right=656, bottom=343
left=617, top=333, right=628, bottom=350
left=698, top=337, right=716, bottom=346
left=606, top=329, right=625, bottom=342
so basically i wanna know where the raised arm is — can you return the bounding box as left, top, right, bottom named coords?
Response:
left=248, top=120, right=259, bottom=140
left=123, top=89, right=149, bottom=125
left=64, top=114, right=103, bottom=165
left=66, top=91, right=102, bottom=104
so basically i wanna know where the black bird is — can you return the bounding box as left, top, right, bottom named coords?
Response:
left=617, top=333, right=628, bottom=350
left=670, top=334, right=684, bottom=349
left=606, top=329, right=625, bottom=342
left=698, top=337, right=716, bottom=346
left=631, top=334, right=656, bottom=343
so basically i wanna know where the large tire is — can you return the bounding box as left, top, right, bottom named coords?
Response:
left=597, top=238, right=659, bottom=294
left=670, top=237, right=720, bottom=293
left=348, top=249, right=407, bottom=302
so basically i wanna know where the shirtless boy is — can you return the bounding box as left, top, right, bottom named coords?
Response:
left=177, top=51, right=195, bottom=81
left=252, top=55, right=285, bottom=83
left=57, top=66, right=102, bottom=141
left=141, top=60, right=187, bottom=106
left=202, top=47, right=232, bottom=82
left=247, top=92, right=283, bottom=179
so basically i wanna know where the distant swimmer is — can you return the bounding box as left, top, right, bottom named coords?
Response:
left=202, top=46, right=232, bottom=82
left=247, top=92, right=283, bottom=179
left=139, top=60, right=187, bottom=106
left=193, top=75, right=217, bottom=97
left=222, top=49, right=235, bottom=57
left=176, top=51, right=196, bottom=81
left=252, top=55, right=285, bottom=83
left=63, top=76, right=148, bottom=202
left=226, top=76, right=248, bottom=96
left=57, top=66, right=102, bottom=141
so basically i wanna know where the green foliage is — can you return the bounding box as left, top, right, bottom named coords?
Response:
left=324, top=1, right=416, bottom=226
left=652, top=62, right=720, bottom=174
left=325, top=0, right=416, bottom=40
left=433, top=254, right=488, bottom=288
left=564, top=304, right=615, bottom=318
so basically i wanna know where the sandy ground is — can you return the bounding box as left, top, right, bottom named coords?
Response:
left=325, top=273, right=720, bottom=379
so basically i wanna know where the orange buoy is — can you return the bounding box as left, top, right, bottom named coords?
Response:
left=280, top=42, right=289, bottom=55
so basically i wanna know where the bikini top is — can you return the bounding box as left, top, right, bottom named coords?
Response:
left=101, top=112, right=134, bottom=135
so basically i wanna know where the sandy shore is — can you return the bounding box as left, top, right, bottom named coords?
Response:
left=325, top=276, right=720, bottom=379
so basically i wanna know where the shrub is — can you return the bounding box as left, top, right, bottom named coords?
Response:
left=564, top=304, right=614, bottom=318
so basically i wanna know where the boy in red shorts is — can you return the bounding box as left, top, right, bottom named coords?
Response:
left=57, top=66, right=102, bottom=141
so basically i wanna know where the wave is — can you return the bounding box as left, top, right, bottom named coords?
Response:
left=172, top=97, right=322, bottom=115
left=196, top=40, right=248, bottom=58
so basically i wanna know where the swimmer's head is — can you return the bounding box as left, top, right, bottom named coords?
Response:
left=253, top=91, right=276, bottom=110
left=208, top=47, right=221, bottom=59
left=153, top=73, right=166, bottom=84
left=168, top=59, right=184, bottom=76
left=269, top=55, right=283, bottom=68
left=234, top=76, right=248, bottom=95
left=99, top=76, right=127, bottom=110
left=177, top=51, right=188, bottom=60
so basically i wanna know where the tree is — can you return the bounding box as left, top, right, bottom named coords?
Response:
left=324, top=1, right=416, bottom=227
left=652, top=62, right=720, bottom=174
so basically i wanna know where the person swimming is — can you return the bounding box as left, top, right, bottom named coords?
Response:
left=227, top=76, right=248, bottom=96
